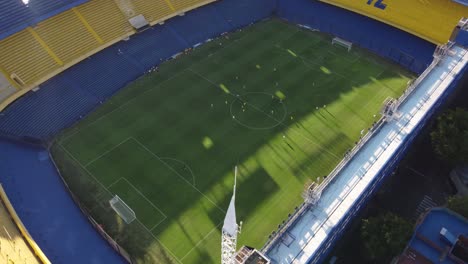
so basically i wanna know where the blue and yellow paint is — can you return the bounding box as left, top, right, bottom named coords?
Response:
left=320, top=0, right=468, bottom=44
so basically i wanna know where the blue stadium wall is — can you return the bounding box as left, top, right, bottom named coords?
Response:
left=276, top=0, right=436, bottom=74
left=0, top=0, right=466, bottom=263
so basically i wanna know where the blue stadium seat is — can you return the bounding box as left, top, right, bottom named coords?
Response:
left=0, top=138, right=126, bottom=264
left=214, top=0, right=276, bottom=29
left=0, top=0, right=276, bottom=140
left=0, top=0, right=89, bottom=40
left=168, top=5, right=231, bottom=46
left=119, top=26, right=188, bottom=72
left=277, top=0, right=435, bottom=74
left=452, top=0, right=468, bottom=6
left=0, top=75, right=99, bottom=139
left=62, top=45, right=142, bottom=100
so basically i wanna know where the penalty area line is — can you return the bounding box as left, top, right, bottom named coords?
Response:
left=131, top=137, right=226, bottom=214
left=84, top=137, right=133, bottom=168
left=180, top=221, right=223, bottom=261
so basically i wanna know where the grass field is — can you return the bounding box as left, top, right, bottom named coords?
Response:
left=51, top=18, right=414, bottom=264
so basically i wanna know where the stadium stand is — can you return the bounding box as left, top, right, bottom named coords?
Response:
left=75, top=0, right=134, bottom=43
left=171, top=0, right=214, bottom=12
left=319, top=0, right=468, bottom=44
left=0, top=0, right=466, bottom=263
left=33, top=10, right=101, bottom=64
left=118, top=26, right=188, bottom=71
left=215, top=0, right=275, bottom=28
left=0, top=184, right=45, bottom=264
left=454, top=0, right=468, bottom=6
left=0, top=0, right=276, bottom=139
left=0, top=139, right=126, bottom=264
left=0, top=1, right=275, bottom=261
left=131, top=0, right=174, bottom=24
left=167, top=5, right=231, bottom=45
left=0, top=139, right=124, bottom=263
left=0, top=30, right=59, bottom=86
left=0, top=0, right=89, bottom=40
left=0, top=0, right=226, bottom=112
left=277, top=0, right=436, bottom=74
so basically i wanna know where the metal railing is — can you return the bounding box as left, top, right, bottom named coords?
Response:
left=261, top=43, right=463, bottom=255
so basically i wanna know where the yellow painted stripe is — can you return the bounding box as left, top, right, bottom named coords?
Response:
left=219, top=83, right=230, bottom=94
left=27, top=27, right=64, bottom=65
left=0, top=184, right=51, bottom=264
left=287, top=49, right=297, bottom=57
left=0, top=67, right=20, bottom=90
left=73, top=8, right=104, bottom=44
left=164, top=0, right=176, bottom=11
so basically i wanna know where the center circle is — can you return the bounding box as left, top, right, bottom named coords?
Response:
left=229, top=92, right=287, bottom=130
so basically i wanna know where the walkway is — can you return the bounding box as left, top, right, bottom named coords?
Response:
left=266, top=45, right=468, bottom=263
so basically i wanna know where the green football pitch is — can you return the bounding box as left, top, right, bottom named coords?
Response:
left=51, top=18, right=414, bottom=264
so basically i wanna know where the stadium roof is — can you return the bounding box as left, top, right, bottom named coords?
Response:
left=266, top=45, right=468, bottom=264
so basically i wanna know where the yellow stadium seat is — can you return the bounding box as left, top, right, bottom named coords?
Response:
left=77, top=0, right=134, bottom=43
left=0, top=30, right=59, bottom=86
left=33, top=10, right=101, bottom=64
left=171, top=0, right=214, bottom=11
left=131, top=0, right=175, bottom=24
left=320, top=0, right=468, bottom=44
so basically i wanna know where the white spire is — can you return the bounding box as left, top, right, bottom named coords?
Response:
left=223, top=166, right=238, bottom=236
left=221, top=166, right=239, bottom=264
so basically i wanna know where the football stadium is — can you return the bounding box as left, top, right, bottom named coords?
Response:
left=0, top=1, right=467, bottom=264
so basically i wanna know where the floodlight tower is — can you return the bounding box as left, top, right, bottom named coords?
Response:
left=221, top=166, right=241, bottom=264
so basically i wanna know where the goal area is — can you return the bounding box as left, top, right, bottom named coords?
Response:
left=332, top=37, right=353, bottom=52
left=109, top=195, right=136, bottom=224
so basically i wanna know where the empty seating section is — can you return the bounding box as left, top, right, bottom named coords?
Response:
left=0, top=30, right=59, bottom=86
left=215, top=0, right=276, bottom=28
left=0, top=1, right=33, bottom=39
left=169, top=5, right=231, bottom=45
left=131, top=0, right=175, bottom=23
left=0, top=0, right=277, bottom=139
left=0, top=0, right=220, bottom=110
left=119, top=26, right=188, bottom=70
left=64, top=46, right=142, bottom=100
left=319, top=0, right=468, bottom=44
left=0, top=0, right=89, bottom=40
left=77, top=0, right=134, bottom=43
left=0, top=75, right=100, bottom=138
left=171, top=0, right=214, bottom=11
left=33, top=10, right=101, bottom=64
left=277, top=0, right=436, bottom=74
left=0, top=139, right=126, bottom=263
left=454, top=0, right=468, bottom=6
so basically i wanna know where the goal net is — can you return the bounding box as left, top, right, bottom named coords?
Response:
left=109, top=195, right=136, bottom=224
left=332, top=37, right=352, bottom=52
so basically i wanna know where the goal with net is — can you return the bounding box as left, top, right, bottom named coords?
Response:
left=332, top=37, right=353, bottom=52
left=109, top=195, right=136, bottom=224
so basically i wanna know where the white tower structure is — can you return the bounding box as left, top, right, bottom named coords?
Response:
left=221, top=166, right=241, bottom=264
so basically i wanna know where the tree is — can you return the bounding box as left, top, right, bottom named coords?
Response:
left=447, top=195, right=468, bottom=218
left=431, top=108, right=468, bottom=165
left=360, top=212, right=413, bottom=262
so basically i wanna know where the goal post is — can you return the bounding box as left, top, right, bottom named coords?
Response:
left=332, top=37, right=353, bottom=52
left=109, top=195, right=136, bottom=224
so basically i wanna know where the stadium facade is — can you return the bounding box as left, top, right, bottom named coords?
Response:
left=0, top=0, right=467, bottom=263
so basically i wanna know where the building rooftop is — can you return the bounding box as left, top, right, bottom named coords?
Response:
left=398, top=208, right=468, bottom=264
